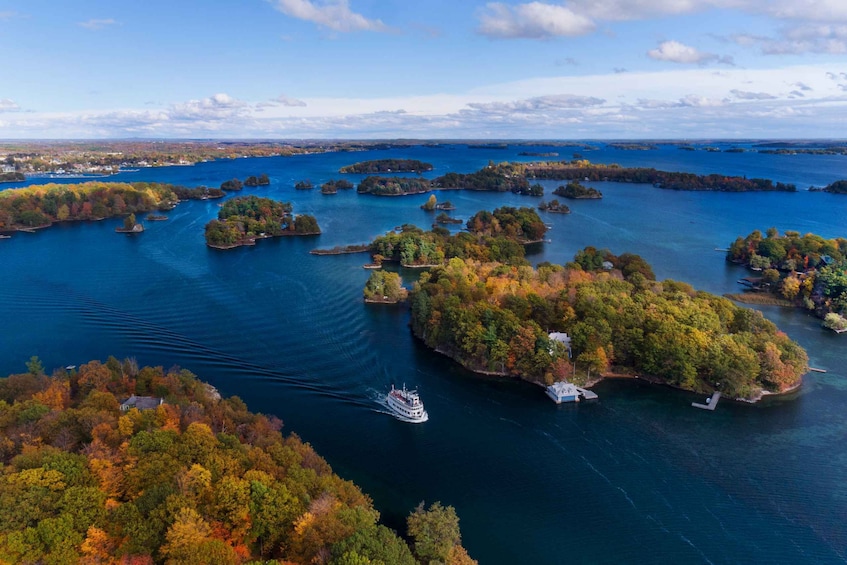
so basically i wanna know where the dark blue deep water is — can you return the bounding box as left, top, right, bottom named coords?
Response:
left=2, top=143, right=847, bottom=563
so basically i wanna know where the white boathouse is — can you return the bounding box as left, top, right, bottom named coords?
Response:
left=546, top=382, right=580, bottom=404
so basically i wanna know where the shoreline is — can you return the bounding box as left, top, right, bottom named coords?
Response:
left=427, top=336, right=799, bottom=404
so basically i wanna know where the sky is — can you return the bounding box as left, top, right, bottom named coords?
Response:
left=1, top=0, right=846, bottom=139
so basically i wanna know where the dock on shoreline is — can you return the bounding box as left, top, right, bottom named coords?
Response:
left=693, top=391, right=721, bottom=411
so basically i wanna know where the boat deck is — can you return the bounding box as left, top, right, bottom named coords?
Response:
left=576, top=387, right=598, bottom=400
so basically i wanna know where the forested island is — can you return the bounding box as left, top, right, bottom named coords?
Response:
left=0, top=181, right=187, bottom=233
left=204, top=195, right=320, bottom=249
left=821, top=180, right=847, bottom=194
left=431, top=167, right=530, bottom=193
left=294, top=180, right=314, bottom=190
left=727, top=228, right=847, bottom=330
left=320, top=179, right=354, bottom=194
left=409, top=249, right=808, bottom=400
left=0, top=357, right=476, bottom=564
left=435, top=212, right=463, bottom=224
left=220, top=178, right=243, bottom=191
left=340, top=159, right=433, bottom=174
left=538, top=199, right=571, bottom=213
left=357, top=176, right=431, bottom=196
left=553, top=181, right=602, bottom=199
left=514, top=160, right=797, bottom=191
left=244, top=174, right=270, bottom=187
left=364, top=271, right=408, bottom=303
left=368, top=207, right=546, bottom=267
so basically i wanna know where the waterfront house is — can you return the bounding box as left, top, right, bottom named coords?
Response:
left=120, top=395, right=164, bottom=411
left=546, top=382, right=580, bottom=404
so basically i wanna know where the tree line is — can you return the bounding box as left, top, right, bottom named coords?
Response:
left=340, top=159, right=433, bottom=174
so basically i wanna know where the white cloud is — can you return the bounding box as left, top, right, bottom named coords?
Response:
left=0, top=98, right=21, bottom=112
left=274, top=94, right=307, bottom=107
left=730, top=89, right=777, bottom=100
left=78, top=18, right=118, bottom=30
left=466, top=94, right=606, bottom=115
left=3, top=65, right=847, bottom=138
left=167, top=93, right=248, bottom=121
left=477, top=2, right=595, bottom=39
left=269, top=0, right=386, bottom=32
left=647, top=40, right=720, bottom=64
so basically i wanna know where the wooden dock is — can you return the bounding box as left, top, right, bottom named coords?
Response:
left=576, top=387, right=598, bottom=400
left=692, top=391, right=721, bottom=411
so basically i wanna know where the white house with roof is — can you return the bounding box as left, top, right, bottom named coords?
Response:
left=548, top=332, right=572, bottom=358
left=546, top=382, right=580, bottom=404
left=120, top=395, right=164, bottom=411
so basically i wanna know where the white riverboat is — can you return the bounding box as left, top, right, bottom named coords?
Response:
left=386, top=384, right=429, bottom=423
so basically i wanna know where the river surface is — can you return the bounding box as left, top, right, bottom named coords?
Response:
left=2, top=142, right=847, bottom=563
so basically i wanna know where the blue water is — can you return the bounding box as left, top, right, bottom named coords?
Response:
left=2, top=143, right=847, bottom=563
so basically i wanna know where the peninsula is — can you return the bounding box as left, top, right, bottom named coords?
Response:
left=0, top=181, right=189, bottom=234
left=0, top=356, right=476, bottom=564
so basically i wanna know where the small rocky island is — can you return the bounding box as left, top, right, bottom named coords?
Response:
left=204, top=195, right=320, bottom=249
left=538, top=199, right=571, bottom=213
left=115, top=213, right=144, bottom=233
left=553, top=181, right=603, bottom=199
left=340, top=159, right=433, bottom=174
left=364, top=271, right=408, bottom=303
left=320, top=179, right=354, bottom=194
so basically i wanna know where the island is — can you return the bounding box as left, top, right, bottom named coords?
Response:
left=0, top=181, right=193, bottom=234
left=553, top=181, right=602, bottom=199
left=294, top=180, right=314, bottom=190
left=115, top=213, right=144, bottom=234
left=357, top=176, right=431, bottom=196
left=204, top=195, right=320, bottom=249
left=320, top=179, right=354, bottom=194
left=0, top=171, right=25, bottom=183
left=340, top=159, right=433, bottom=174
left=513, top=160, right=798, bottom=191
left=727, top=228, right=847, bottom=331
left=435, top=212, right=463, bottom=224
left=220, top=178, right=243, bottom=191
left=607, top=143, right=658, bottom=150
left=145, top=213, right=168, bottom=221
left=244, top=173, right=270, bottom=186
left=432, top=166, right=530, bottom=193
left=421, top=194, right=438, bottom=211
left=408, top=248, right=807, bottom=401
left=822, top=180, right=847, bottom=194
left=171, top=185, right=226, bottom=200
left=368, top=207, right=546, bottom=267
left=364, top=271, right=408, bottom=303
left=0, top=356, right=476, bottom=564
left=310, top=243, right=370, bottom=255
left=518, top=152, right=559, bottom=157
left=538, top=199, right=571, bottom=213
left=435, top=200, right=456, bottom=211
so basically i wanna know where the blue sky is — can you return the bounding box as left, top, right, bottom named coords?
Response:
left=1, top=0, right=846, bottom=138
